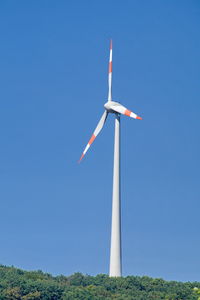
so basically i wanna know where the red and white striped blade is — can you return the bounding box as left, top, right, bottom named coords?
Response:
left=108, top=39, right=112, bottom=101
left=79, top=110, right=108, bottom=162
left=110, top=103, right=142, bottom=120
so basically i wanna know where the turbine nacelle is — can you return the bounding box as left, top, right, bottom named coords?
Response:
left=104, top=101, right=142, bottom=120
left=104, top=101, right=121, bottom=113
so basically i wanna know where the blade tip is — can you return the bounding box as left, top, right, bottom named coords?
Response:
left=110, top=39, right=112, bottom=49
left=136, top=116, right=142, bottom=120
left=78, top=154, right=84, bottom=163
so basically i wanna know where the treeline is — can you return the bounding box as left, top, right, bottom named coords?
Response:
left=0, top=265, right=199, bottom=299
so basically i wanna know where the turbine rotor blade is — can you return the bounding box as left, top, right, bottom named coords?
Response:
left=108, top=39, right=112, bottom=101
left=110, top=103, right=142, bottom=120
left=79, top=110, right=108, bottom=162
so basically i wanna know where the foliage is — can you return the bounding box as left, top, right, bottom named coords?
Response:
left=193, top=287, right=200, bottom=300
left=0, top=265, right=199, bottom=299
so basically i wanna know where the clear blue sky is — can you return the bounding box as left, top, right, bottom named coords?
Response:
left=0, top=0, right=199, bottom=282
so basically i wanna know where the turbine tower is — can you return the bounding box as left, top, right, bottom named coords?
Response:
left=79, top=40, right=142, bottom=277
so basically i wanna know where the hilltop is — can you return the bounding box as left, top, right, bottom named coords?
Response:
left=0, top=265, right=199, bottom=299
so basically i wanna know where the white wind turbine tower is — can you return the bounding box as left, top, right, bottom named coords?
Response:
left=79, top=40, right=142, bottom=277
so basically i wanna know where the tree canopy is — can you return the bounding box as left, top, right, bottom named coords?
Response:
left=0, top=265, right=199, bottom=299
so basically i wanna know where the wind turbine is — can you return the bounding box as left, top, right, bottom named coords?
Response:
left=79, top=40, right=142, bottom=277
